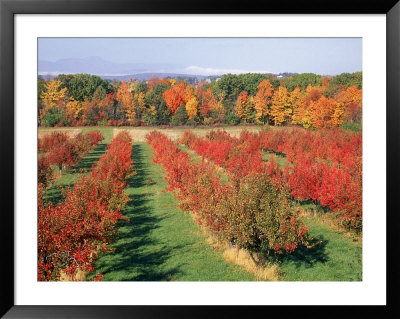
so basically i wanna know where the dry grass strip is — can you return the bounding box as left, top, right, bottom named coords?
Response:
left=38, top=127, right=82, bottom=139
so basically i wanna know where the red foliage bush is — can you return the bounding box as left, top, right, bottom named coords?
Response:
left=86, top=131, right=104, bottom=146
left=182, top=128, right=362, bottom=230
left=38, top=131, right=69, bottom=153
left=182, top=130, right=265, bottom=182
left=46, top=140, right=80, bottom=172
left=39, top=130, right=104, bottom=176
left=147, top=131, right=308, bottom=263
left=38, top=131, right=133, bottom=281
left=38, top=156, right=54, bottom=188
left=258, top=127, right=362, bottom=229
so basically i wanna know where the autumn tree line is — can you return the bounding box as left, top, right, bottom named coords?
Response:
left=38, top=72, right=362, bottom=130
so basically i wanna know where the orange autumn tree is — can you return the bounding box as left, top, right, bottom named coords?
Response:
left=183, top=85, right=199, bottom=120
left=95, top=92, right=115, bottom=124
left=208, top=92, right=226, bottom=122
left=116, top=82, right=136, bottom=124
left=309, top=95, right=338, bottom=128
left=254, top=79, right=274, bottom=124
left=162, top=82, right=187, bottom=114
left=146, top=76, right=170, bottom=92
left=81, top=99, right=96, bottom=125
left=235, top=91, right=249, bottom=121
left=334, top=85, right=363, bottom=125
left=321, top=77, right=330, bottom=90
left=196, top=81, right=214, bottom=117
left=146, top=76, right=160, bottom=92
left=80, top=88, right=114, bottom=126
left=196, top=81, right=208, bottom=104
left=293, top=85, right=324, bottom=128
left=198, top=87, right=214, bottom=117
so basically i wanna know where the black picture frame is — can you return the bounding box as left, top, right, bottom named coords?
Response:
left=1, top=0, right=399, bottom=318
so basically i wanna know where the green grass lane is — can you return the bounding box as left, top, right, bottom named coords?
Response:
left=180, top=144, right=362, bottom=281
left=90, top=142, right=256, bottom=281
left=276, top=218, right=362, bottom=281
left=262, top=150, right=287, bottom=169
left=42, top=127, right=113, bottom=205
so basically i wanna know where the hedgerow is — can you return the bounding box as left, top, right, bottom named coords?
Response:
left=37, top=131, right=134, bottom=281
left=147, top=131, right=308, bottom=265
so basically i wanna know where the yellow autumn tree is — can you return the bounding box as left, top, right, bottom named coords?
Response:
left=208, top=92, right=226, bottom=122
left=289, top=86, right=303, bottom=125
left=116, top=82, right=136, bottom=124
left=65, top=100, right=82, bottom=122
left=294, top=85, right=323, bottom=128
left=185, top=96, right=199, bottom=120
left=254, top=79, right=274, bottom=124
left=169, top=78, right=178, bottom=87
left=147, top=105, right=157, bottom=116
left=244, top=96, right=256, bottom=123
left=270, top=86, right=291, bottom=125
left=40, top=79, right=68, bottom=114
left=133, top=91, right=146, bottom=120
left=138, top=92, right=146, bottom=112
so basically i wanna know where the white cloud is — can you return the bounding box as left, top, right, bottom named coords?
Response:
left=184, top=65, right=272, bottom=76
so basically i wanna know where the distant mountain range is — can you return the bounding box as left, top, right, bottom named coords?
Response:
left=38, top=56, right=296, bottom=81
left=101, top=73, right=207, bottom=81
left=38, top=57, right=208, bottom=80
left=39, top=72, right=208, bottom=82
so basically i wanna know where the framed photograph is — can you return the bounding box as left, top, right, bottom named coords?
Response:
left=1, top=0, right=398, bottom=317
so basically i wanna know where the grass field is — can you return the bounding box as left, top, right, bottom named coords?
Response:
left=89, top=142, right=256, bottom=281
left=262, top=150, right=288, bottom=169
left=39, top=126, right=362, bottom=281
left=277, top=217, right=362, bottom=281
left=179, top=141, right=362, bottom=281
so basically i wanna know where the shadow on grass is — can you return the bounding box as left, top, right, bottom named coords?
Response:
left=71, top=143, right=108, bottom=173
left=96, top=143, right=182, bottom=281
left=296, top=198, right=332, bottom=214
left=270, top=236, right=329, bottom=269
left=42, top=187, right=65, bottom=206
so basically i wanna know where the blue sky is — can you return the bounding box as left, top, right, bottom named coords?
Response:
left=38, top=38, right=362, bottom=75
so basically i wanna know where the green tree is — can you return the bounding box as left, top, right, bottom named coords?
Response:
left=170, top=103, right=188, bottom=126
left=134, top=81, right=149, bottom=94
left=92, top=85, right=107, bottom=101
left=37, top=77, right=47, bottom=125
left=41, top=106, right=70, bottom=127
left=156, top=101, right=172, bottom=125
left=281, top=73, right=323, bottom=91
left=238, top=73, right=266, bottom=96
left=216, top=74, right=243, bottom=100
left=58, top=73, right=113, bottom=102
left=329, top=72, right=362, bottom=89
